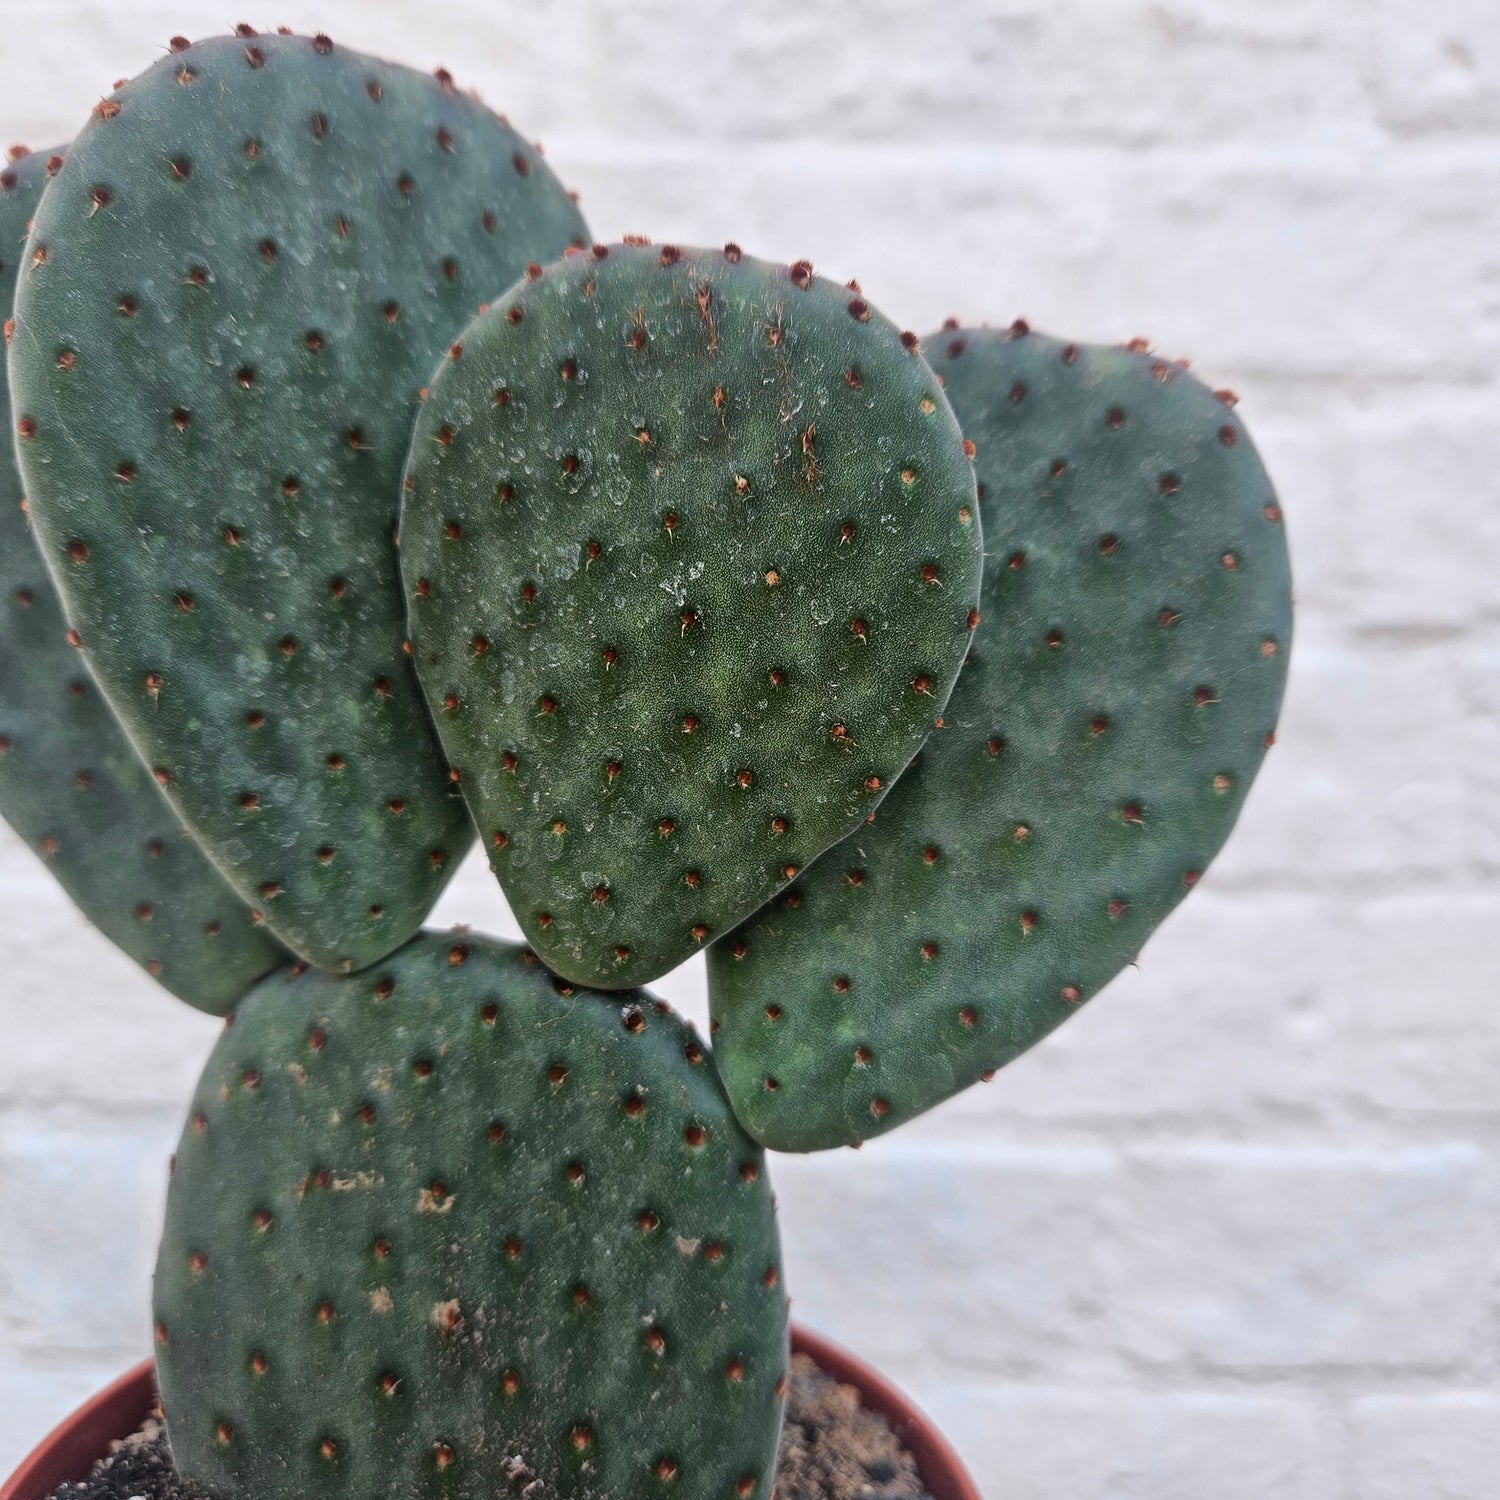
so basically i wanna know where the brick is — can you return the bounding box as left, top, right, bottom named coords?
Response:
left=1216, top=636, right=1473, bottom=888
left=1335, top=389, right=1500, bottom=629
left=772, top=1146, right=1115, bottom=1382
left=1330, top=892, right=1500, bottom=1114
left=587, top=0, right=1044, bottom=144
left=1349, top=1393, right=1500, bottom=1500
left=1102, top=1146, right=1497, bottom=1369
left=0, top=1112, right=175, bottom=1355
left=1113, top=155, right=1500, bottom=379
left=983, top=2, right=1372, bottom=148
left=1121, top=1393, right=1340, bottom=1500
left=929, top=1385, right=1338, bottom=1500
left=0, top=829, right=221, bottom=1111
left=1374, top=0, right=1500, bottom=134
left=922, top=1387, right=1127, bottom=1499
left=590, top=0, right=1367, bottom=147
left=1459, top=625, right=1500, bottom=869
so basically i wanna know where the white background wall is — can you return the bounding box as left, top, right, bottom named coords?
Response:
left=1, top=2, right=1497, bottom=1494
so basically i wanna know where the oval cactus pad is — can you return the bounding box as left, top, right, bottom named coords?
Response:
left=154, top=932, right=788, bottom=1500
left=0, top=145, right=287, bottom=1013
left=9, top=32, right=589, bottom=972
left=402, top=242, right=981, bottom=987
left=707, top=327, right=1293, bottom=1150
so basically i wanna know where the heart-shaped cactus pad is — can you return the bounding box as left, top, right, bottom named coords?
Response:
left=401, top=241, right=982, bottom=987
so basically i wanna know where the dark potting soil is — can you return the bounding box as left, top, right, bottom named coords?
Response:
left=44, top=1354, right=934, bottom=1500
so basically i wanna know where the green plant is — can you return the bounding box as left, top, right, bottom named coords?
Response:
left=0, top=27, right=1294, bottom=1500
left=0, top=144, right=287, bottom=1012
left=9, top=31, right=587, bottom=974
left=401, top=241, right=982, bottom=988
left=155, top=932, right=787, bottom=1500
left=706, top=325, right=1292, bottom=1149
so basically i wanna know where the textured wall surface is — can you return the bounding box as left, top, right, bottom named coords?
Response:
left=2, top=2, right=1497, bottom=1495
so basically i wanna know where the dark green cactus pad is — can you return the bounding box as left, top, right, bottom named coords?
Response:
left=401, top=242, right=981, bottom=988
left=154, top=931, right=788, bottom=1500
left=0, top=145, right=286, bottom=1013
left=707, top=326, right=1293, bottom=1151
left=10, top=31, right=589, bottom=972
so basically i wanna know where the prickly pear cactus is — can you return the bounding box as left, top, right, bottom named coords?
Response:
left=0, top=145, right=286, bottom=1013
left=707, top=326, right=1293, bottom=1150
left=401, top=241, right=981, bottom=988
left=10, top=31, right=589, bottom=973
left=155, top=932, right=788, bottom=1500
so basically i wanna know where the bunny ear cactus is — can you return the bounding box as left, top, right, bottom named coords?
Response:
left=0, top=13, right=1299, bottom=1491
left=9, top=31, right=588, bottom=974
left=401, top=241, right=982, bottom=988
left=0, top=145, right=288, bottom=1013
left=706, top=325, right=1293, bottom=1151
left=154, top=932, right=788, bottom=1500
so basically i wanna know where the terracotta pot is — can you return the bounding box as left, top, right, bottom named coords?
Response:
left=2, top=1326, right=980, bottom=1500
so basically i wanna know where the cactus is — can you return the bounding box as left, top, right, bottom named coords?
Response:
left=9, top=31, right=589, bottom=974
left=154, top=931, right=788, bottom=1500
left=400, top=241, right=982, bottom=988
left=0, top=16, right=1302, bottom=1491
left=706, top=326, right=1293, bottom=1151
left=0, top=144, right=287, bottom=1013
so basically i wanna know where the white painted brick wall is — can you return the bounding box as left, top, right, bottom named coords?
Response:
left=1, top=3, right=1496, bottom=1495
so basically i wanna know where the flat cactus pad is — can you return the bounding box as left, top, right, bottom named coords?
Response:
left=707, top=327, right=1293, bottom=1150
left=155, top=932, right=788, bottom=1500
left=402, top=242, right=981, bottom=987
left=0, top=144, right=286, bottom=1012
left=10, top=32, right=588, bottom=972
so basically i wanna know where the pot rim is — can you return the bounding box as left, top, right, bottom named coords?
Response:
left=1, top=1325, right=980, bottom=1500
